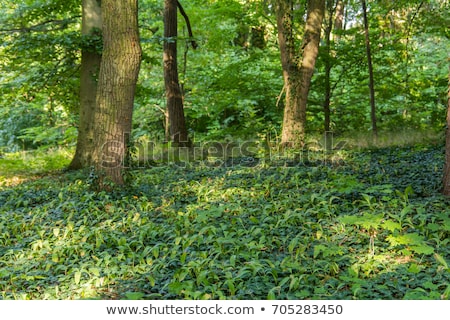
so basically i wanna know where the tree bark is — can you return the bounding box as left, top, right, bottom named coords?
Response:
left=68, top=0, right=102, bottom=170
left=442, top=59, right=450, bottom=195
left=361, top=0, right=378, bottom=141
left=323, top=0, right=345, bottom=151
left=164, top=0, right=191, bottom=147
left=276, top=0, right=300, bottom=147
left=277, top=0, right=325, bottom=148
left=92, top=0, right=142, bottom=189
left=323, top=0, right=334, bottom=152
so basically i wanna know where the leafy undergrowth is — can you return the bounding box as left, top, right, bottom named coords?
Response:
left=0, top=144, right=449, bottom=300
left=0, top=148, right=71, bottom=186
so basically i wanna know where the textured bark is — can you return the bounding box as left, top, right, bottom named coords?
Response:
left=277, top=0, right=325, bottom=148
left=164, top=0, right=191, bottom=147
left=92, top=0, right=142, bottom=188
left=68, top=0, right=102, bottom=170
left=275, top=0, right=299, bottom=146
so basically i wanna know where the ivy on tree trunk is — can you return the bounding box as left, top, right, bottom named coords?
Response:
left=277, top=0, right=325, bottom=148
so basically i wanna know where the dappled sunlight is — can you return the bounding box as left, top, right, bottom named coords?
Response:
left=0, top=148, right=73, bottom=188
left=3, top=145, right=448, bottom=299
left=0, top=175, right=30, bottom=187
left=340, top=129, right=443, bottom=150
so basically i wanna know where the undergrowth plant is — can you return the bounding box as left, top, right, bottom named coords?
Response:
left=0, top=144, right=448, bottom=299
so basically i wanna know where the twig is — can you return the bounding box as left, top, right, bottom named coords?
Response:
left=0, top=17, right=80, bottom=34
left=177, top=1, right=198, bottom=49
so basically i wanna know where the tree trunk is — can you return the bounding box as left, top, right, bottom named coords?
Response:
left=164, top=0, right=191, bottom=147
left=276, top=0, right=297, bottom=145
left=442, top=59, right=450, bottom=195
left=334, top=0, right=344, bottom=38
left=278, top=0, right=325, bottom=148
left=92, top=0, right=142, bottom=189
left=323, top=0, right=334, bottom=152
left=361, top=0, right=378, bottom=141
left=323, top=0, right=344, bottom=151
left=68, top=0, right=102, bottom=170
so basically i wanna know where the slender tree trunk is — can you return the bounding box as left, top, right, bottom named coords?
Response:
left=278, top=0, right=325, bottom=148
left=323, top=0, right=345, bottom=151
left=361, top=0, right=378, bottom=140
left=323, top=0, right=334, bottom=152
left=92, top=0, right=142, bottom=189
left=68, top=0, right=102, bottom=170
left=164, top=0, right=191, bottom=147
left=442, top=59, right=450, bottom=195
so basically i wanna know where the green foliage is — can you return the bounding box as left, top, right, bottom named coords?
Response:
left=0, top=0, right=80, bottom=152
left=311, top=0, right=449, bottom=135
left=0, top=148, right=72, bottom=181
left=1, top=0, right=449, bottom=151
left=0, top=145, right=448, bottom=299
left=185, top=49, right=282, bottom=139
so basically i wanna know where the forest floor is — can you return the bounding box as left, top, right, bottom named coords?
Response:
left=0, top=141, right=449, bottom=299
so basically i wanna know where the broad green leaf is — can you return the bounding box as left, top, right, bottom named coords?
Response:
left=267, top=289, right=277, bottom=300
left=288, top=237, right=299, bottom=254
left=89, top=268, right=100, bottom=277
left=313, top=245, right=326, bottom=259
left=410, top=245, right=434, bottom=255
left=407, top=263, right=422, bottom=274
left=382, top=220, right=401, bottom=232
left=53, top=228, right=60, bottom=237
left=125, top=292, right=145, bottom=300
left=74, top=271, right=81, bottom=285
left=434, top=253, right=449, bottom=269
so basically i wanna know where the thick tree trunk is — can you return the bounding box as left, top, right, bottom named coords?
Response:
left=442, top=60, right=450, bottom=195
left=164, top=0, right=191, bottom=147
left=278, top=0, right=325, bottom=148
left=92, top=0, right=142, bottom=188
left=68, top=0, right=101, bottom=170
left=362, top=0, right=378, bottom=140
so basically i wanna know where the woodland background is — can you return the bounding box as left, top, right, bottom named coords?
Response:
left=0, top=0, right=448, bottom=154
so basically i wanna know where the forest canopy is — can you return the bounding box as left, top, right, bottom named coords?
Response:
left=0, top=0, right=448, bottom=154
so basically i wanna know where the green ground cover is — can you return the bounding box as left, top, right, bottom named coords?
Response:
left=0, top=144, right=449, bottom=299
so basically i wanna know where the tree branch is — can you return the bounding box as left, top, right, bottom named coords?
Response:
left=176, top=0, right=198, bottom=49
left=0, top=17, right=80, bottom=34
